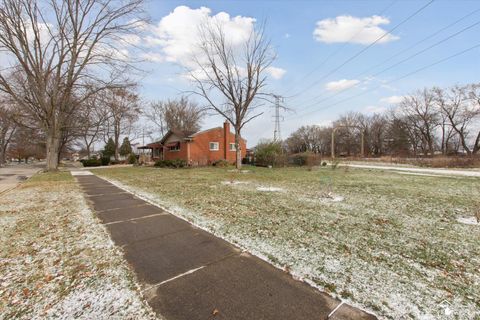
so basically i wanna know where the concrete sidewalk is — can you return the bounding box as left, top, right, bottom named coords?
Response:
left=74, top=172, right=376, bottom=320
left=0, top=163, right=43, bottom=194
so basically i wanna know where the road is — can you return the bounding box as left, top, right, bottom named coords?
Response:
left=0, top=162, right=43, bottom=194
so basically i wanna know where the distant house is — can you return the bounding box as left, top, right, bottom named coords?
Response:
left=146, top=122, right=247, bottom=166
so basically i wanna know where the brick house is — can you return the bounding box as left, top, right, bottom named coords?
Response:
left=147, top=122, right=247, bottom=166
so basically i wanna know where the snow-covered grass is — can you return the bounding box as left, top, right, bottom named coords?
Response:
left=94, top=166, right=480, bottom=320
left=0, top=172, right=157, bottom=320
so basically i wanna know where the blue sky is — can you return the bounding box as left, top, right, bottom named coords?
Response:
left=137, top=0, right=480, bottom=146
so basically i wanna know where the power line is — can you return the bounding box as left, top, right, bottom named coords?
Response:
left=291, top=15, right=480, bottom=113
left=352, top=8, right=480, bottom=79
left=284, top=0, right=398, bottom=97
left=287, top=0, right=435, bottom=99
left=290, top=42, right=480, bottom=120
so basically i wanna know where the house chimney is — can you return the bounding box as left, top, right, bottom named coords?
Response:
left=223, top=121, right=230, bottom=160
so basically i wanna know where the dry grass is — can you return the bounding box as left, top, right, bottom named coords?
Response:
left=95, top=166, right=480, bottom=319
left=0, top=172, right=156, bottom=319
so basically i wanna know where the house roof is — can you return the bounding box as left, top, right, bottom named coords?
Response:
left=147, top=125, right=247, bottom=147
left=158, top=129, right=196, bottom=145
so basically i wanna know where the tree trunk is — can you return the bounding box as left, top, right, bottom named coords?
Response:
left=114, top=124, right=120, bottom=161
left=0, top=146, right=6, bottom=166
left=234, top=127, right=242, bottom=169
left=473, top=132, right=480, bottom=154
left=46, top=127, right=61, bottom=171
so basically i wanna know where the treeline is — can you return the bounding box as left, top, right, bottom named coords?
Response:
left=284, top=83, right=480, bottom=157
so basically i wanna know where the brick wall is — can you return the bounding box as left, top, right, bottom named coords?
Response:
left=163, top=122, right=246, bottom=165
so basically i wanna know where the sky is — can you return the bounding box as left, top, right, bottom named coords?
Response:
left=126, top=0, right=480, bottom=145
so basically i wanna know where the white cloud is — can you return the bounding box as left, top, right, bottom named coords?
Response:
left=380, top=95, right=404, bottom=104
left=364, top=105, right=387, bottom=114
left=266, top=66, right=286, bottom=79
left=284, top=33, right=291, bottom=39
left=140, top=52, right=164, bottom=63
left=313, top=15, right=399, bottom=45
left=141, top=6, right=285, bottom=80
left=149, top=6, right=254, bottom=67
left=325, top=79, right=360, bottom=92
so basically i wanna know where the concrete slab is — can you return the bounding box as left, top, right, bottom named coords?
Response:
left=123, top=228, right=237, bottom=285
left=86, top=192, right=138, bottom=204
left=97, top=204, right=164, bottom=223
left=81, top=186, right=125, bottom=196
left=75, top=175, right=106, bottom=183
left=105, top=214, right=192, bottom=246
left=92, top=197, right=146, bottom=211
left=149, top=254, right=339, bottom=320
left=330, top=304, right=376, bottom=320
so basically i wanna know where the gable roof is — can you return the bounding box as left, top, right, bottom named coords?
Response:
left=159, top=129, right=196, bottom=145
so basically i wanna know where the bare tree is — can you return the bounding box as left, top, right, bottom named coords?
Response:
left=146, top=101, right=167, bottom=139
left=397, top=89, right=439, bottom=156
left=0, top=103, right=17, bottom=165
left=434, top=85, right=480, bottom=155
left=0, top=0, right=145, bottom=170
left=147, top=96, right=203, bottom=137
left=366, top=113, right=387, bottom=156
left=284, top=125, right=331, bottom=155
left=333, top=112, right=366, bottom=156
left=77, top=91, right=109, bottom=158
left=468, top=84, right=480, bottom=154
left=190, top=21, right=275, bottom=169
left=8, top=125, right=44, bottom=163
left=104, top=87, right=140, bottom=160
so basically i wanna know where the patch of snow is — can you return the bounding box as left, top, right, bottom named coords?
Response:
left=0, top=179, right=157, bottom=320
left=41, top=281, right=152, bottom=320
left=70, top=170, right=93, bottom=176
left=329, top=194, right=345, bottom=202
left=227, top=169, right=250, bottom=173
left=221, top=180, right=249, bottom=185
left=457, top=216, right=479, bottom=225
left=256, top=186, right=284, bottom=192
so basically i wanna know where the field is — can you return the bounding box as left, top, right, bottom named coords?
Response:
left=95, top=165, right=480, bottom=319
left=0, top=172, right=156, bottom=319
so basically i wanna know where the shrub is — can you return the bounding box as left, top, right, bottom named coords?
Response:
left=212, top=159, right=229, bottom=167
left=154, top=159, right=187, bottom=168
left=254, top=140, right=285, bottom=167
left=81, top=158, right=102, bottom=167
left=109, top=160, right=124, bottom=165
left=100, top=157, right=110, bottom=166
left=288, top=153, right=308, bottom=166
left=127, top=153, right=137, bottom=164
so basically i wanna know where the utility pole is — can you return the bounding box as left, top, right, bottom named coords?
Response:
left=272, top=94, right=285, bottom=141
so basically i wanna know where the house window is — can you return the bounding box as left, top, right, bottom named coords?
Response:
left=167, top=142, right=180, bottom=152
left=229, top=143, right=236, bottom=151
left=209, top=142, right=219, bottom=151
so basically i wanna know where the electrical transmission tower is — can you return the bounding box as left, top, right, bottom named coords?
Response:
left=272, top=94, right=286, bottom=141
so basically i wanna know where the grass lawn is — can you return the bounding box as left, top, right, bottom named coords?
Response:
left=0, top=172, right=156, bottom=319
left=95, top=165, right=480, bottom=319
